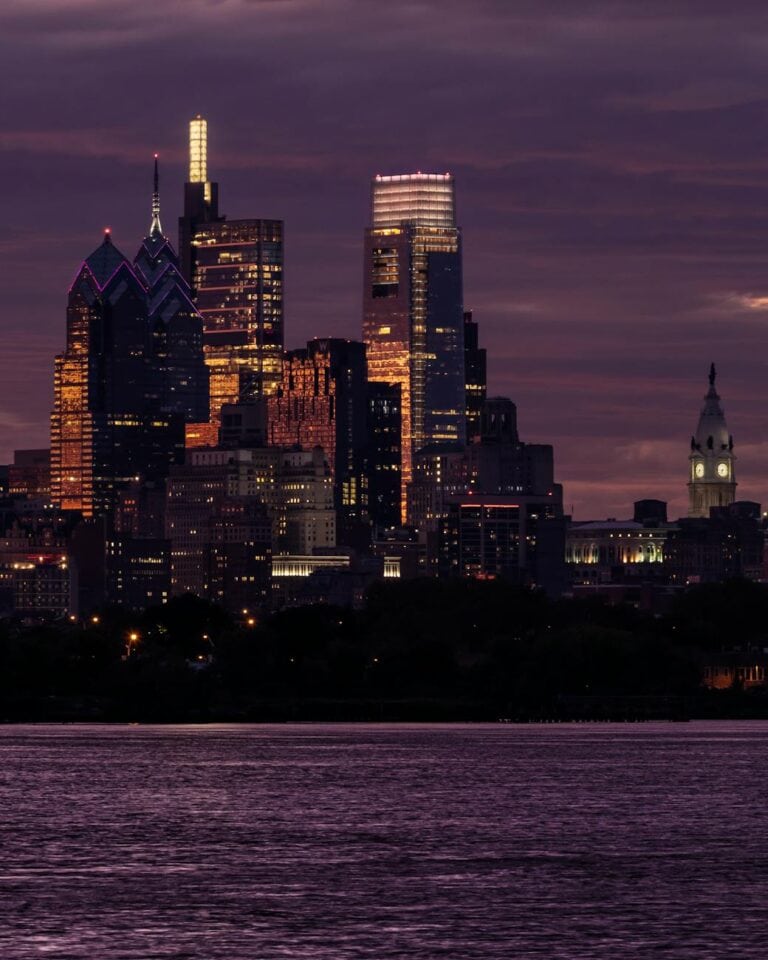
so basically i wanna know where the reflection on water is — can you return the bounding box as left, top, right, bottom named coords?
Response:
left=0, top=722, right=766, bottom=958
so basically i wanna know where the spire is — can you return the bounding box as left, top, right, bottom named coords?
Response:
left=150, top=154, right=163, bottom=239
left=693, top=364, right=730, bottom=452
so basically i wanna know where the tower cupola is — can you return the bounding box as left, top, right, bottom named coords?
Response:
left=688, top=364, right=736, bottom=517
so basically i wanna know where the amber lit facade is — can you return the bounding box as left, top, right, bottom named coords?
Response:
left=268, top=339, right=369, bottom=543
left=363, top=173, right=465, bottom=521
left=179, top=116, right=284, bottom=440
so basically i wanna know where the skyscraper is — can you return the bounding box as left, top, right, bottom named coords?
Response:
left=363, top=173, right=465, bottom=521
left=51, top=231, right=184, bottom=517
left=178, top=116, right=284, bottom=434
left=463, top=310, right=486, bottom=443
left=134, top=157, right=209, bottom=424
left=688, top=364, right=736, bottom=517
left=366, top=382, right=402, bottom=531
left=267, top=338, right=369, bottom=545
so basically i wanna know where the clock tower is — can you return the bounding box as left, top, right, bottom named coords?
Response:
left=688, top=364, right=736, bottom=517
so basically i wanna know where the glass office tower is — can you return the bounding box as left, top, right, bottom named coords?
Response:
left=51, top=232, right=184, bottom=517
left=179, top=117, right=284, bottom=436
left=363, top=173, right=465, bottom=522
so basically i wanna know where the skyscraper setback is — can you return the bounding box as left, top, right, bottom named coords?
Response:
left=178, top=116, right=284, bottom=436
left=363, top=173, right=466, bottom=521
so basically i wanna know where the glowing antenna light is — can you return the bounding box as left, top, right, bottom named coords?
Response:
left=189, top=116, right=207, bottom=183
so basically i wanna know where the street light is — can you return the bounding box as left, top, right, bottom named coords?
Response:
left=124, top=631, right=141, bottom=658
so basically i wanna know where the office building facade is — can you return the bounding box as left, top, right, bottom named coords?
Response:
left=267, top=338, right=369, bottom=543
left=51, top=231, right=184, bottom=518
left=363, top=173, right=465, bottom=520
left=178, top=116, right=284, bottom=433
left=463, top=310, right=487, bottom=443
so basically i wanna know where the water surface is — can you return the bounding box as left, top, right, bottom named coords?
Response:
left=1, top=722, right=765, bottom=958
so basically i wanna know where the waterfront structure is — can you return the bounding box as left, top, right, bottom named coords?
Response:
left=267, top=338, right=369, bottom=543
left=50, top=231, right=184, bottom=518
left=363, top=173, right=465, bottom=520
left=688, top=364, right=736, bottom=518
left=178, top=116, right=284, bottom=432
left=463, top=310, right=486, bottom=443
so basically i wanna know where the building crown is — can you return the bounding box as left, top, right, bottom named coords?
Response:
left=691, top=363, right=733, bottom=455
left=149, top=154, right=163, bottom=240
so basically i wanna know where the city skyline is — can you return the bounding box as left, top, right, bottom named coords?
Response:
left=4, top=2, right=768, bottom=519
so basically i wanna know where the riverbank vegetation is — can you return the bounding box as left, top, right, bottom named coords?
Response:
left=1, top=579, right=767, bottom=721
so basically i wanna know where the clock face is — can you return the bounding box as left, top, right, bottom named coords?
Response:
left=694, top=462, right=705, bottom=478
left=717, top=462, right=729, bottom=478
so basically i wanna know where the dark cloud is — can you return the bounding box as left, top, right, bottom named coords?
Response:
left=1, top=0, right=768, bottom=517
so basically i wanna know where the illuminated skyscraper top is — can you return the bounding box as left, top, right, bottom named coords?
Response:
left=189, top=116, right=208, bottom=183
left=372, top=173, right=455, bottom=229
left=179, top=115, right=284, bottom=433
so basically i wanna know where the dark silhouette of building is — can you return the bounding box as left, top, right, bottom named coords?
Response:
left=666, top=501, right=763, bottom=584
left=463, top=310, right=486, bottom=443
left=133, top=157, right=209, bottom=424
left=207, top=499, right=272, bottom=612
left=178, top=116, right=284, bottom=429
left=438, top=496, right=567, bottom=595
left=106, top=537, right=171, bottom=611
left=634, top=499, right=668, bottom=525
left=409, top=397, right=562, bottom=530
left=8, top=449, right=51, bottom=501
left=367, top=382, right=402, bottom=531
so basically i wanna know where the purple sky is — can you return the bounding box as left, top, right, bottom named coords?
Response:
left=2, top=0, right=768, bottom=519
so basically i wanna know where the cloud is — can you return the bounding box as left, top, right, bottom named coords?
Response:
left=3, top=1, right=768, bottom=518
